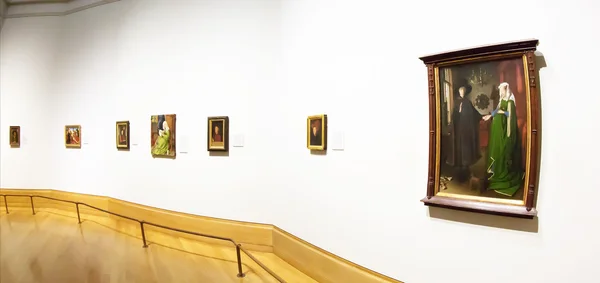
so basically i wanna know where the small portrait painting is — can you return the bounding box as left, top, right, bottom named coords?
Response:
left=151, top=114, right=176, bottom=158
left=207, top=116, right=229, bottom=151
left=9, top=126, right=20, bottom=147
left=307, top=114, right=327, bottom=150
left=116, top=121, right=130, bottom=149
left=65, top=125, right=81, bottom=148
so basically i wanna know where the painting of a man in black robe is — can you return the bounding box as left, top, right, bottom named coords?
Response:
left=307, top=115, right=327, bottom=150
left=309, top=119, right=322, bottom=146
left=438, top=59, right=527, bottom=201
left=446, top=84, right=481, bottom=183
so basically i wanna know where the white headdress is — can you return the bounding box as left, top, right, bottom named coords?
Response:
left=498, top=82, right=515, bottom=104
left=497, top=82, right=516, bottom=137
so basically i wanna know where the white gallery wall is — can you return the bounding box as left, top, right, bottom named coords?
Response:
left=1, top=0, right=599, bottom=282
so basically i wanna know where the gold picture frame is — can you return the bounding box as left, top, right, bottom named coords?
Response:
left=65, top=125, right=82, bottom=148
left=9, top=126, right=20, bottom=148
left=307, top=114, right=327, bottom=151
left=207, top=116, right=229, bottom=151
left=116, top=121, right=130, bottom=150
left=151, top=114, right=176, bottom=158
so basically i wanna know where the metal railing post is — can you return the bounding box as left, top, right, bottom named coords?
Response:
left=140, top=221, right=148, bottom=248
left=30, top=196, right=35, bottom=215
left=236, top=244, right=245, bottom=278
left=3, top=195, right=8, bottom=214
left=76, top=203, right=81, bottom=224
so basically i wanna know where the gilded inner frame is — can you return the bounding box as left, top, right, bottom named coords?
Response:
left=65, top=125, right=82, bottom=148
left=151, top=114, right=176, bottom=158
left=208, top=116, right=228, bottom=151
left=9, top=126, right=20, bottom=148
left=307, top=114, right=327, bottom=151
left=433, top=53, right=532, bottom=206
left=116, top=121, right=130, bottom=149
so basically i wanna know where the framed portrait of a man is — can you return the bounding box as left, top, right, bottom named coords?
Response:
left=116, top=121, right=130, bottom=150
left=419, top=39, right=541, bottom=218
left=307, top=114, right=327, bottom=151
left=9, top=126, right=20, bottom=148
left=207, top=116, right=229, bottom=151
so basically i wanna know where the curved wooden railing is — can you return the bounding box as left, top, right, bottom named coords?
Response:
left=0, top=194, right=286, bottom=283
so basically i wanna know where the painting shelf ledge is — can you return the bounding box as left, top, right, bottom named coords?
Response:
left=421, top=196, right=537, bottom=219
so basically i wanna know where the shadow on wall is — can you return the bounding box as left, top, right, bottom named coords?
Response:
left=427, top=52, right=548, bottom=234
left=533, top=51, right=547, bottom=210
left=428, top=206, right=539, bottom=233
left=209, top=151, right=229, bottom=157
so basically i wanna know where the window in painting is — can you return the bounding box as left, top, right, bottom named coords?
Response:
left=442, top=68, right=454, bottom=125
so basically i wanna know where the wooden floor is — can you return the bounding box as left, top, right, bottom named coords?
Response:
left=0, top=210, right=318, bottom=283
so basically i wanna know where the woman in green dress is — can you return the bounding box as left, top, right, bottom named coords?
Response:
left=152, top=120, right=171, bottom=156
left=482, top=82, right=524, bottom=197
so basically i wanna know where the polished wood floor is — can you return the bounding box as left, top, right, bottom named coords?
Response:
left=0, top=210, right=318, bottom=283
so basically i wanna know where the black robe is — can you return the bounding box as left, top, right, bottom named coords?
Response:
left=446, top=97, right=482, bottom=168
left=310, top=131, right=322, bottom=146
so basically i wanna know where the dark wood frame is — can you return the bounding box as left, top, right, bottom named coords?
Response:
left=207, top=116, right=229, bottom=152
left=116, top=121, right=130, bottom=150
left=307, top=114, right=327, bottom=151
left=9, top=126, right=20, bottom=148
left=419, top=39, right=541, bottom=219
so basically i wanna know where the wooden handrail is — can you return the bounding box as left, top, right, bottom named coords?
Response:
left=0, top=194, right=286, bottom=283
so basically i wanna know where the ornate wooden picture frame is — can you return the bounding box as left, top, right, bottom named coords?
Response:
left=207, top=116, right=229, bottom=152
left=116, top=121, right=130, bottom=150
left=419, top=39, right=541, bottom=218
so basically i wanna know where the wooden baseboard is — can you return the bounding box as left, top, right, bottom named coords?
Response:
left=272, top=227, right=401, bottom=283
left=0, top=188, right=402, bottom=283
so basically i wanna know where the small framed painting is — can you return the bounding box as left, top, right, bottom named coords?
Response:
left=207, top=116, right=229, bottom=151
left=116, top=121, right=130, bottom=149
left=9, top=126, right=20, bottom=148
left=419, top=39, right=541, bottom=218
left=307, top=114, right=327, bottom=151
left=65, top=125, right=82, bottom=148
left=151, top=114, right=176, bottom=158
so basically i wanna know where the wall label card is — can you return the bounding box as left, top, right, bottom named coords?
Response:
left=178, top=135, right=190, bottom=153
left=331, top=131, right=345, bottom=151
left=232, top=134, right=245, bottom=147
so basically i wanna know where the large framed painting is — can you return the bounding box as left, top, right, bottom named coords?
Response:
left=307, top=114, right=327, bottom=151
left=116, top=121, right=130, bottom=150
left=207, top=116, right=229, bottom=151
left=9, top=126, right=20, bottom=148
left=419, top=39, right=541, bottom=218
left=65, top=125, right=81, bottom=148
left=151, top=114, right=176, bottom=158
